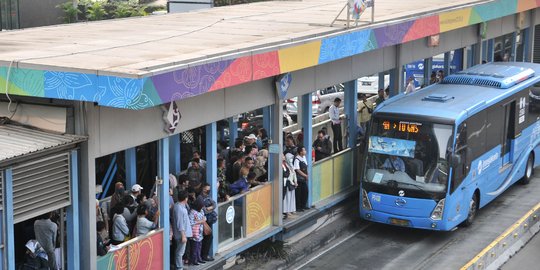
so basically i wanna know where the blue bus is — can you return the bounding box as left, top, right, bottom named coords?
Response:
left=360, top=62, right=540, bottom=230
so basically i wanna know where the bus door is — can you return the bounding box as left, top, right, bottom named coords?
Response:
left=502, top=101, right=516, bottom=166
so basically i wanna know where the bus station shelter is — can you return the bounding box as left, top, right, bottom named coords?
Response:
left=1, top=0, right=540, bottom=269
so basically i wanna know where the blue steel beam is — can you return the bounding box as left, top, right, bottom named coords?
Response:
left=228, top=117, right=238, bottom=148
left=344, top=80, right=357, bottom=149
left=4, top=169, right=14, bottom=270
left=487, top=39, right=494, bottom=62
left=158, top=137, right=170, bottom=267
left=301, top=93, right=313, bottom=207
left=444, top=51, right=451, bottom=75
left=125, top=147, right=137, bottom=189
left=205, top=122, right=218, bottom=256
left=67, top=150, right=80, bottom=270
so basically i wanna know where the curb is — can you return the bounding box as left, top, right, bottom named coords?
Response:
left=461, top=202, right=540, bottom=270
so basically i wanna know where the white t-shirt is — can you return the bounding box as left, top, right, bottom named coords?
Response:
left=329, top=105, right=341, bottom=124
left=293, top=155, right=307, bottom=170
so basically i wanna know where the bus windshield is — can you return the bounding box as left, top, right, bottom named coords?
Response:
left=363, top=117, right=453, bottom=199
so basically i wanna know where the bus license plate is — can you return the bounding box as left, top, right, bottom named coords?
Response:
left=389, top=218, right=410, bottom=227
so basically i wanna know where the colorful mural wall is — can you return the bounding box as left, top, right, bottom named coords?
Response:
left=0, top=0, right=539, bottom=110
left=246, top=183, right=273, bottom=235
left=311, top=150, right=355, bottom=205
left=96, top=230, right=164, bottom=270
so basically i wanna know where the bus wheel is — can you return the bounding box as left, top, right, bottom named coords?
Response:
left=520, top=154, right=534, bottom=185
left=463, top=193, right=478, bottom=227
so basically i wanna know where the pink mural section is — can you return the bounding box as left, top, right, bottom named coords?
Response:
left=209, top=55, right=253, bottom=91
left=253, top=51, right=281, bottom=80
left=96, top=231, right=164, bottom=270
left=402, top=15, right=441, bottom=43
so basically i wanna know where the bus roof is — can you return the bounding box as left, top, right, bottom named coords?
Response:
left=375, top=62, right=540, bottom=124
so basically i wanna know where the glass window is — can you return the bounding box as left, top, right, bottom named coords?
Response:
left=363, top=117, right=453, bottom=199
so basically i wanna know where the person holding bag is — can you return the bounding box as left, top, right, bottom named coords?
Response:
left=283, top=153, right=297, bottom=219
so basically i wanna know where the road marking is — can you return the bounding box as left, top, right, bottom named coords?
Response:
left=292, top=223, right=372, bottom=270
left=460, top=201, right=540, bottom=270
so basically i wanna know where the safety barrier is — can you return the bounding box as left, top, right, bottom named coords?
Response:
left=97, top=229, right=165, bottom=270
left=311, top=148, right=356, bottom=205
left=461, top=202, right=540, bottom=270
left=217, top=182, right=274, bottom=250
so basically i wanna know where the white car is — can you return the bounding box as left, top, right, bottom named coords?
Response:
left=284, top=85, right=345, bottom=118
left=357, top=74, right=389, bottom=95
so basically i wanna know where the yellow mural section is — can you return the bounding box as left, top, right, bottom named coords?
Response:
left=319, top=159, right=334, bottom=201
left=439, top=8, right=472, bottom=33
left=246, top=184, right=273, bottom=235
left=278, top=41, right=321, bottom=73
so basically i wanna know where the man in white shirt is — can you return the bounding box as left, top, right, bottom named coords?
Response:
left=405, top=76, right=415, bottom=94
left=329, top=97, right=343, bottom=153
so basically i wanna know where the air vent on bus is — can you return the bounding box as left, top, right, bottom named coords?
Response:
left=441, top=65, right=535, bottom=89
left=422, top=94, right=453, bottom=102
left=441, top=77, right=502, bottom=88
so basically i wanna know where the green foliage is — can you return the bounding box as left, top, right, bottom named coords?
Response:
left=86, top=1, right=108, bottom=21
left=57, top=1, right=82, bottom=23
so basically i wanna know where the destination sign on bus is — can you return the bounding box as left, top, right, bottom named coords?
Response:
left=381, top=120, right=422, bottom=133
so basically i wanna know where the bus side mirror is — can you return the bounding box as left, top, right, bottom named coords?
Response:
left=450, top=154, right=462, bottom=168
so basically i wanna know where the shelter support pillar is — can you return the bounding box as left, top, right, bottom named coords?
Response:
left=344, top=80, right=357, bottom=149
left=389, top=44, right=404, bottom=97
left=228, top=117, right=238, bottom=148
left=271, top=97, right=284, bottom=226
left=205, top=122, right=218, bottom=256
left=125, top=147, right=136, bottom=188
left=423, top=57, right=433, bottom=86
left=67, top=150, right=80, bottom=270
left=378, top=72, right=385, bottom=90
left=487, top=39, right=494, bottom=62
left=158, top=137, right=170, bottom=268
left=4, top=169, right=14, bottom=270
left=301, top=93, right=313, bottom=207
left=444, top=51, right=452, bottom=76
left=526, top=9, right=537, bottom=62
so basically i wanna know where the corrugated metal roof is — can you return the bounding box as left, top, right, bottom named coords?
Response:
left=0, top=123, right=87, bottom=165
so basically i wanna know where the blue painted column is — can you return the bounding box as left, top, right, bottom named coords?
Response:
left=228, top=118, right=238, bottom=148
left=388, top=67, right=401, bottom=97
left=511, top=32, right=518, bottom=61
left=301, top=93, right=313, bottom=207
left=67, top=150, right=80, bottom=270
left=523, top=27, right=531, bottom=62
left=158, top=137, right=170, bottom=268
left=481, top=40, right=488, bottom=62
left=266, top=105, right=274, bottom=183
left=344, top=80, right=357, bottom=149
left=125, top=147, right=137, bottom=189
left=444, top=52, right=451, bottom=76
left=378, top=72, right=385, bottom=90
left=423, top=58, right=432, bottom=86
left=4, top=168, right=14, bottom=270
left=205, top=122, right=218, bottom=256
left=487, top=39, right=494, bottom=62
left=169, top=134, right=181, bottom=175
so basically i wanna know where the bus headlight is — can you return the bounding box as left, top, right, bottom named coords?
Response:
left=362, top=188, right=372, bottom=210
left=430, top=199, right=445, bottom=220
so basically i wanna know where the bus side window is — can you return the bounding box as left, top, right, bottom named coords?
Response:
left=452, top=123, right=469, bottom=193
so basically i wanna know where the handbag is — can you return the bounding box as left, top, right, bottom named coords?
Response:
left=286, top=180, right=296, bottom=191
left=203, top=221, right=212, bottom=236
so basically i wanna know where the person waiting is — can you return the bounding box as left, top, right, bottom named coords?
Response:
left=383, top=156, right=405, bottom=172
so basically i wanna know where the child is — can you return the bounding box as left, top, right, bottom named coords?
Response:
left=189, top=198, right=206, bottom=265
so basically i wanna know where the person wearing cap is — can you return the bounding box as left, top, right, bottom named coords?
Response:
left=131, top=184, right=143, bottom=206
left=329, top=97, right=343, bottom=153
left=244, top=133, right=258, bottom=147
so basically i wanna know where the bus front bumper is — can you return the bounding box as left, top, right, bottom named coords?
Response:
left=360, top=209, right=451, bottom=231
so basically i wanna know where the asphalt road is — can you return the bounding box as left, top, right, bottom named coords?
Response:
left=295, top=169, right=540, bottom=270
